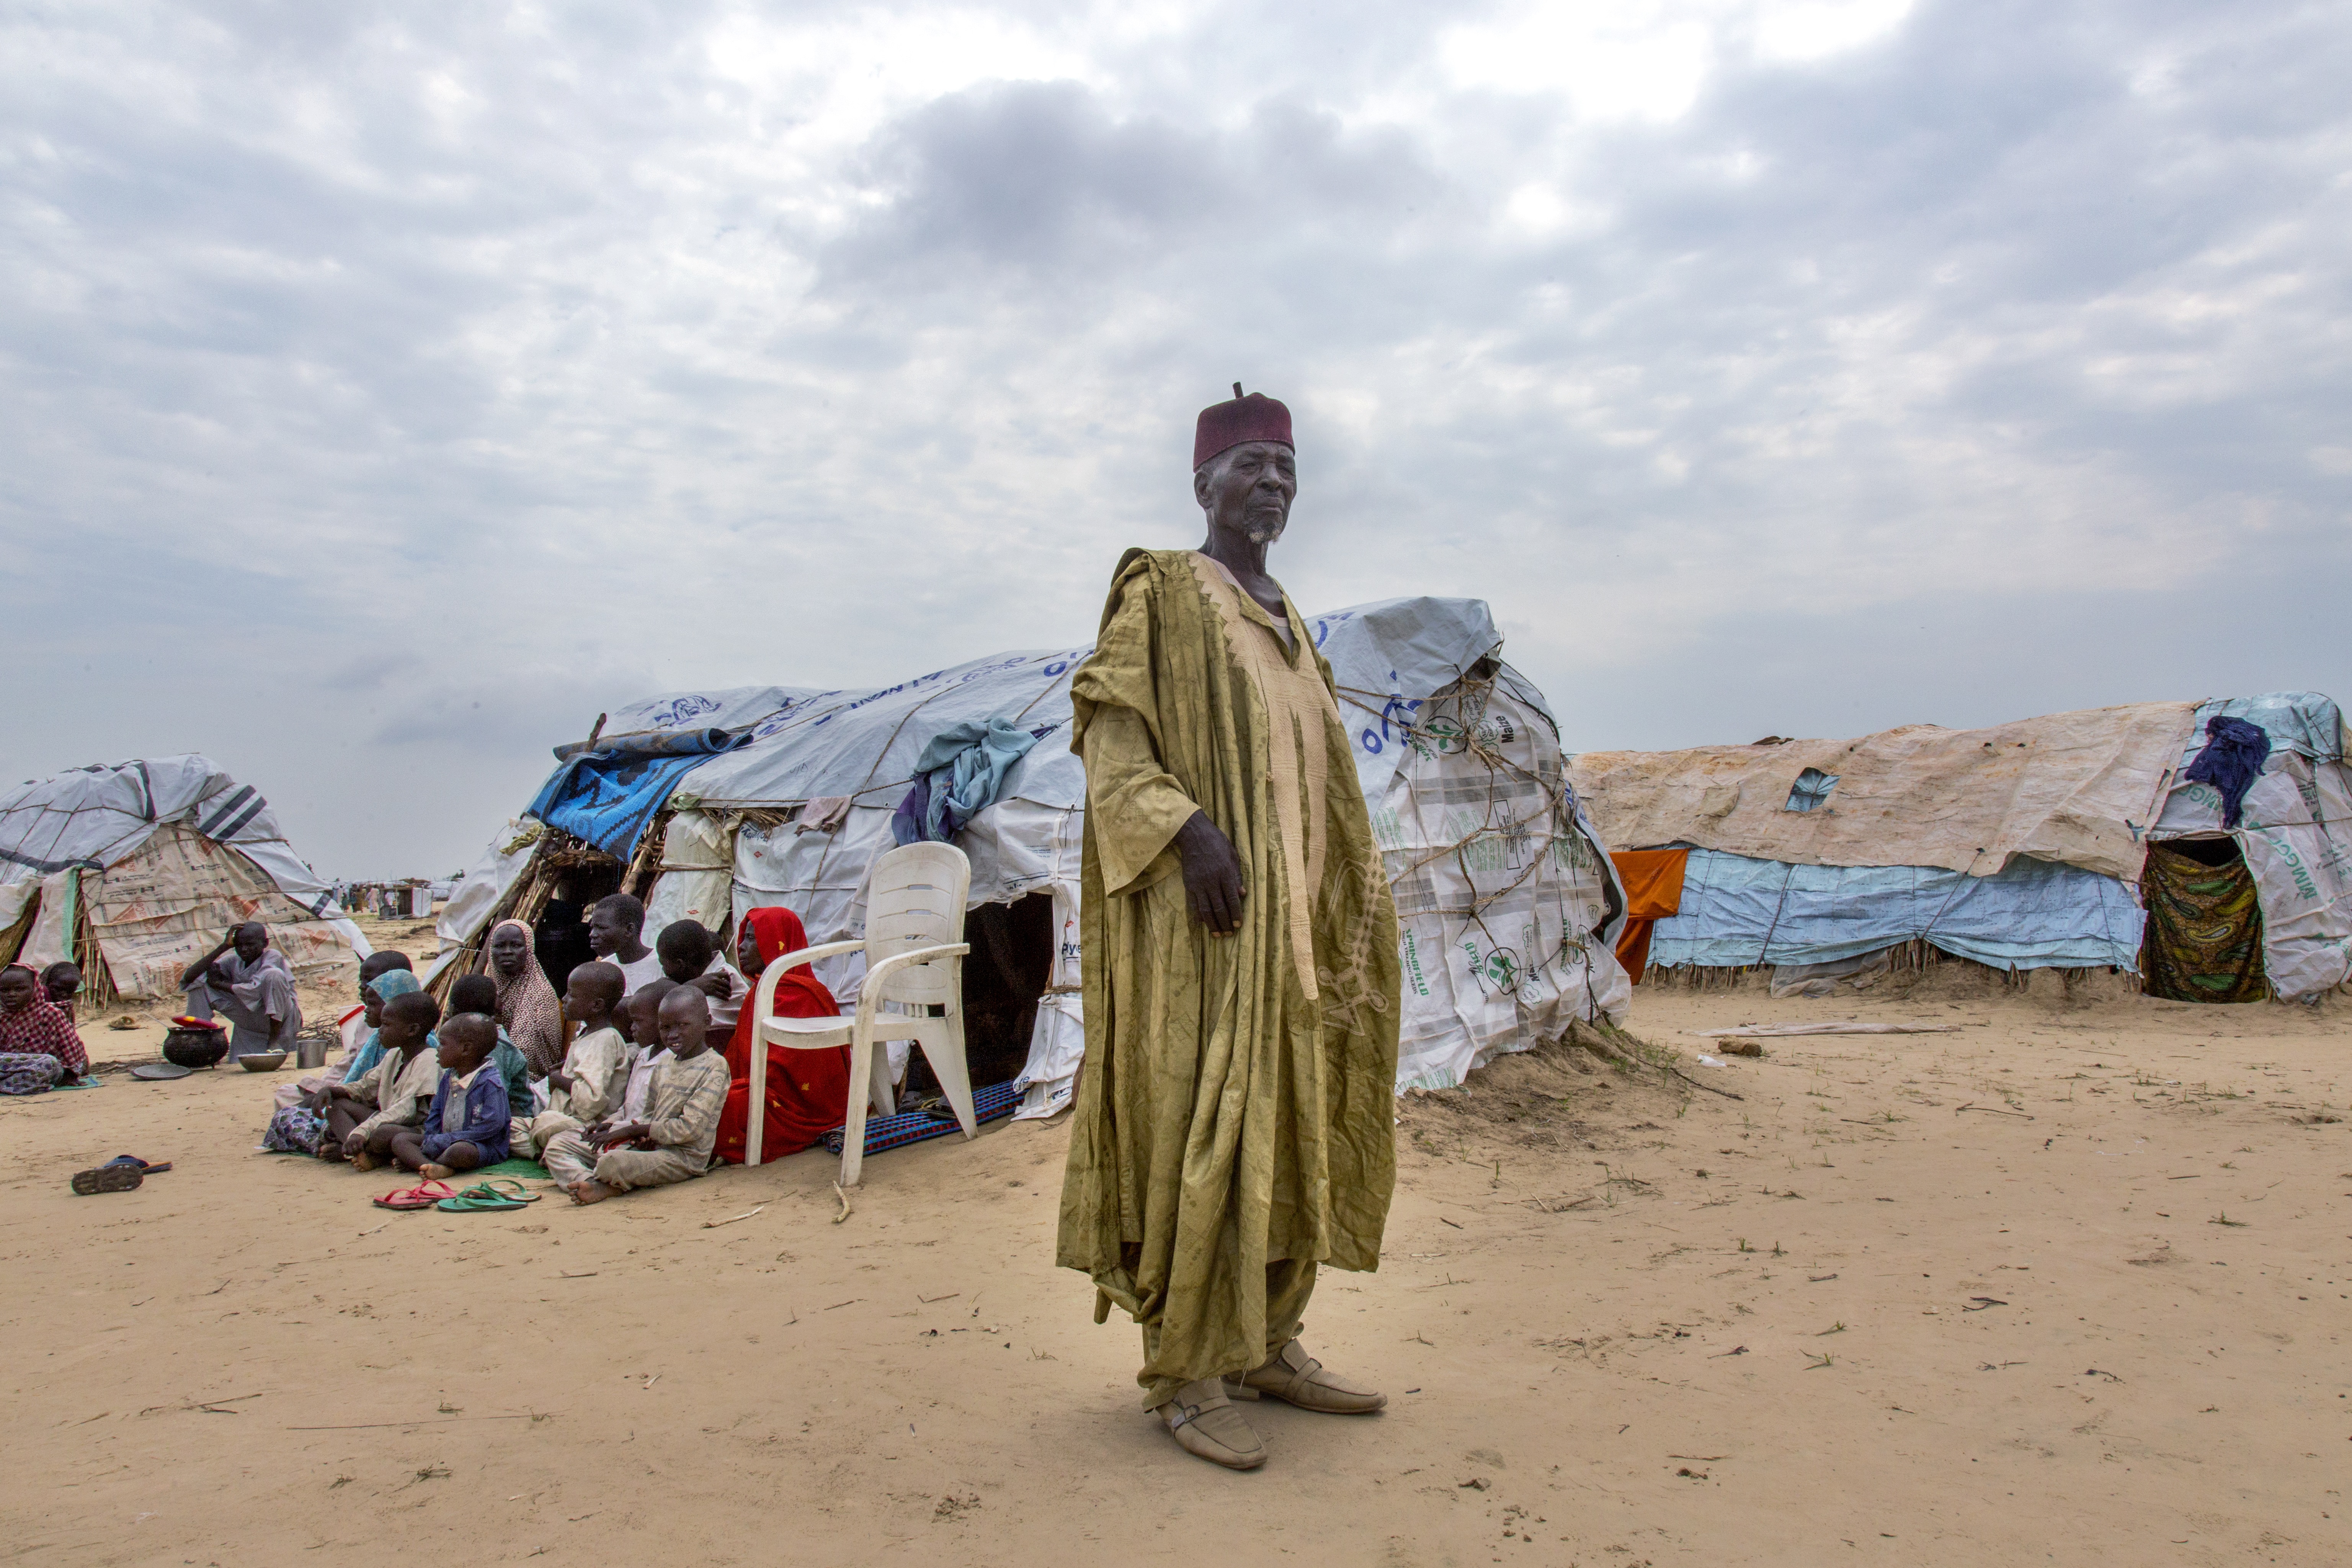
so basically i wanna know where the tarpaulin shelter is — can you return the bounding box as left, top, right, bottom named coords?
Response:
left=1568, top=693, right=2352, bottom=1003
left=0, top=756, right=369, bottom=1003
left=436, top=596, right=1631, bottom=1111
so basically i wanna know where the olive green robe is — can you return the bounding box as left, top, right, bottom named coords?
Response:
left=1056, top=548, right=1401, bottom=1404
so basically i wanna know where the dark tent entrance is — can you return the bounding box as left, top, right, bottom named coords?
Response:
left=907, top=891, right=1056, bottom=1098
left=2140, top=838, right=2269, bottom=1003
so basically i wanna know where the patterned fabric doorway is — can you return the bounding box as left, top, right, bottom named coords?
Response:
left=2140, top=840, right=2269, bottom=1003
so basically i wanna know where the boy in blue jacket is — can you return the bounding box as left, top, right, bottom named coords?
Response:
left=388, top=1014, right=510, bottom=1178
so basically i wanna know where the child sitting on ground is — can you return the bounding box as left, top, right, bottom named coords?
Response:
left=41, top=962, right=81, bottom=1024
left=611, top=979, right=637, bottom=1049
left=332, top=991, right=441, bottom=1168
left=544, top=987, right=729, bottom=1205
left=385, top=1014, right=510, bottom=1178
left=278, top=951, right=411, bottom=1114
left=611, top=976, right=677, bottom=1123
left=522, top=962, right=628, bottom=1158
left=655, top=919, right=746, bottom=1047
left=448, top=973, right=541, bottom=1136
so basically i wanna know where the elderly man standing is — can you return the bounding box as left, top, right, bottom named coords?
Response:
left=179, top=921, right=303, bottom=1061
left=1057, top=387, right=1401, bottom=1470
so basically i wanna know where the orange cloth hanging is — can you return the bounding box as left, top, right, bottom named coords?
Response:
left=1609, top=849, right=1690, bottom=985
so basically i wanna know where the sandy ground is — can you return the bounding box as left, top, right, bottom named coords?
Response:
left=5, top=943, right=2349, bottom=1566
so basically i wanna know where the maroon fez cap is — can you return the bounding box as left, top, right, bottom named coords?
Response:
left=1194, top=383, right=1293, bottom=470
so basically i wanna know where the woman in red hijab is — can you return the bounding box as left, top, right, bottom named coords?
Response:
left=714, top=907, right=850, bottom=1164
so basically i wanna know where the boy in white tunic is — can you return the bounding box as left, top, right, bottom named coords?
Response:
left=612, top=978, right=678, bottom=1122
left=523, top=962, right=630, bottom=1158
left=546, top=987, right=728, bottom=1205
left=338, top=992, right=443, bottom=1170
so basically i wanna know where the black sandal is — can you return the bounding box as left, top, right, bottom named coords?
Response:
left=71, top=1165, right=143, bottom=1195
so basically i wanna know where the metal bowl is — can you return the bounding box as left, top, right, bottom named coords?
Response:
left=238, top=1050, right=289, bottom=1073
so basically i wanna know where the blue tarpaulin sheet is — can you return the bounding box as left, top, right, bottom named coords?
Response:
left=527, top=728, right=751, bottom=856
left=1647, top=849, right=2143, bottom=972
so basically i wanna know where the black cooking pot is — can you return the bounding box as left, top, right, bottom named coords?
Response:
left=162, top=1026, right=229, bottom=1069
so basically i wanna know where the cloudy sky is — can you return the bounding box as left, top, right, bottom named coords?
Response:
left=5, top=0, right=2347, bottom=878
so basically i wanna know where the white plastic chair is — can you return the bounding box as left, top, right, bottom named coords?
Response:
left=743, top=841, right=975, bottom=1186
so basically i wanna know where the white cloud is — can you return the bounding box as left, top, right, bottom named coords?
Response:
left=1442, top=3, right=1717, bottom=119
left=1441, top=0, right=1913, bottom=116
left=1751, top=0, right=1912, bottom=62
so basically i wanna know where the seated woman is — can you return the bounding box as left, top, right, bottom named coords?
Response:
left=0, top=962, right=90, bottom=1095
left=712, top=908, right=850, bottom=1165
left=486, top=919, right=565, bottom=1079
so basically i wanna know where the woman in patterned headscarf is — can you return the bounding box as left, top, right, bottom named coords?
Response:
left=488, top=919, right=565, bottom=1077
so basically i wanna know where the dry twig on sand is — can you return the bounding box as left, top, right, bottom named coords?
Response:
left=288, top=1413, right=541, bottom=1431
left=1570, top=1019, right=1742, bottom=1101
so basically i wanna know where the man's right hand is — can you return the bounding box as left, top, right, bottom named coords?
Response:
left=1174, top=811, right=1246, bottom=936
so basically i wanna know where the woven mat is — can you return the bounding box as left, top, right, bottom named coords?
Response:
left=821, top=1080, right=1022, bottom=1158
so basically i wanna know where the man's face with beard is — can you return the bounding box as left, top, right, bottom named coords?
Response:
left=1195, top=440, right=1297, bottom=547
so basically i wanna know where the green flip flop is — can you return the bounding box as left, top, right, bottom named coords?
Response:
left=434, top=1179, right=539, bottom=1212
left=473, top=1178, right=538, bottom=1202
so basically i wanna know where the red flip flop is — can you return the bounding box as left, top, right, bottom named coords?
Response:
left=372, top=1180, right=456, bottom=1211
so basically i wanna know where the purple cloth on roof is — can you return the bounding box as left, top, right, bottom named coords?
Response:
left=2182, top=715, right=2272, bottom=830
left=891, top=775, right=932, bottom=847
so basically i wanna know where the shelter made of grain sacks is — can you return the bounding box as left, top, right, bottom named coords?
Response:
left=1568, top=693, right=2351, bottom=1004
left=434, top=596, right=1632, bottom=1112
left=0, top=756, right=369, bottom=1004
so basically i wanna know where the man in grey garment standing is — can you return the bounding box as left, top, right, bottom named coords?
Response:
left=179, top=921, right=303, bottom=1060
